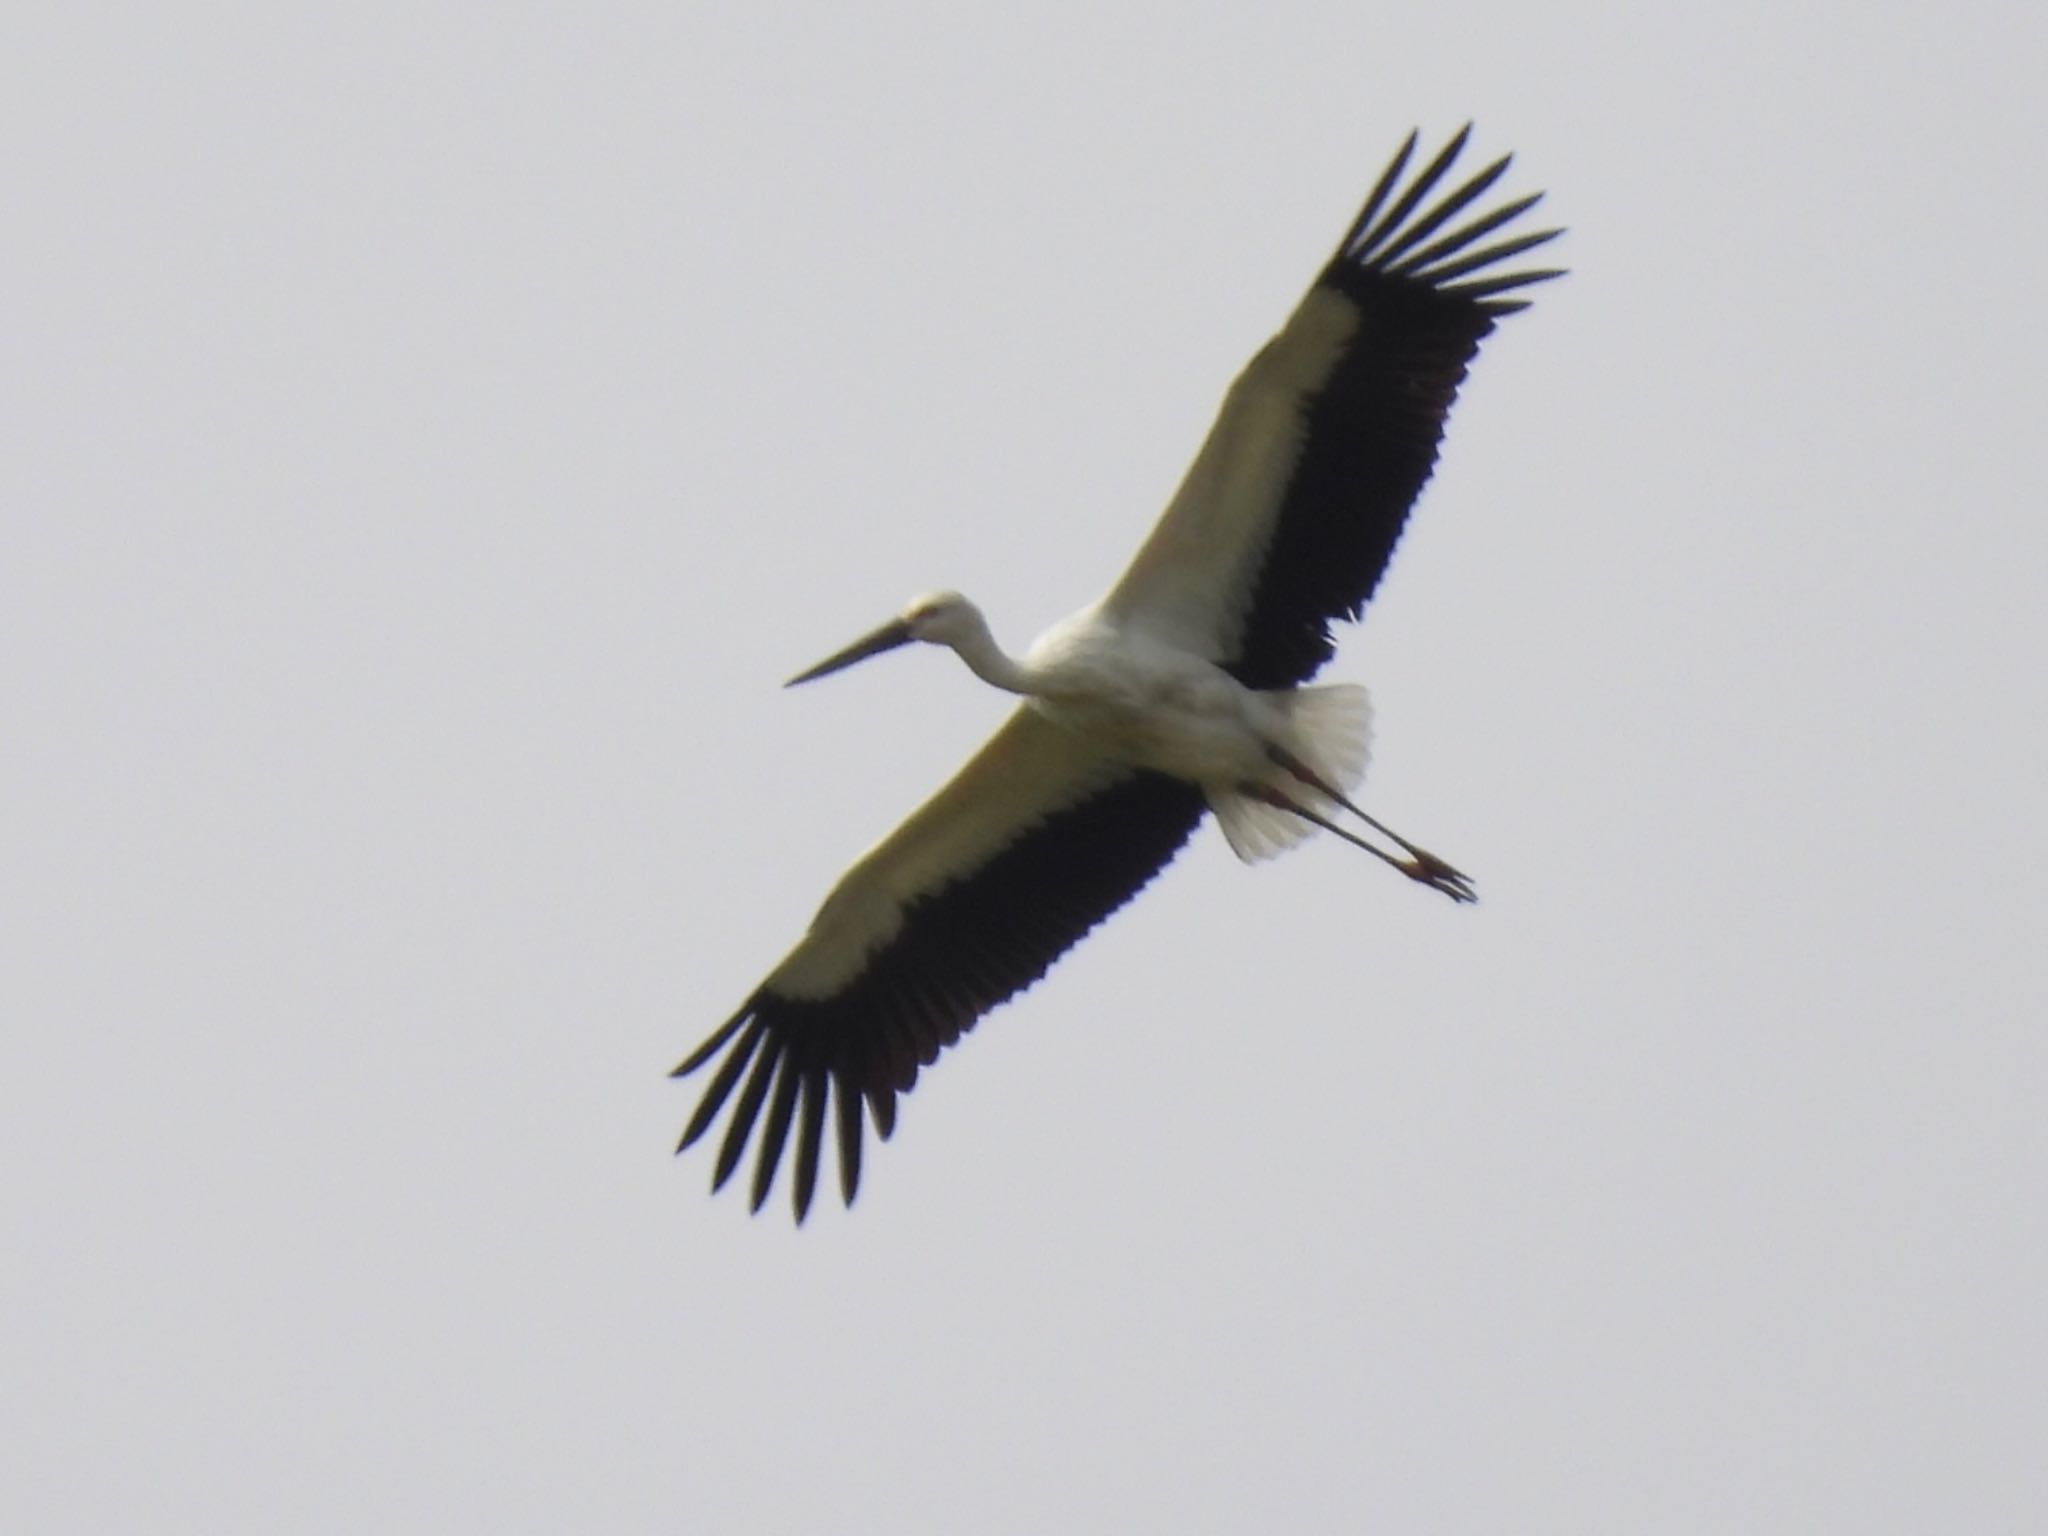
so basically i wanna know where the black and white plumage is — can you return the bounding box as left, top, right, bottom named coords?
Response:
left=676, top=127, right=1563, bottom=1221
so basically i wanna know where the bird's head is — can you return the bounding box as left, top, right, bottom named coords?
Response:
left=785, top=590, right=985, bottom=687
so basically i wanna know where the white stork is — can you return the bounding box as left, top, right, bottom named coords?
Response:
left=676, top=127, right=1563, bottom=1221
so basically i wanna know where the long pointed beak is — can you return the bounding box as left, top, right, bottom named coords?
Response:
left=785, top=616, right=915, bottom=687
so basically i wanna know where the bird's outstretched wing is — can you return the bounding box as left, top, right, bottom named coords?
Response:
left=674, top=707, right=1208, bottom=1221
left=1101, top=126, right=1564, bottom=689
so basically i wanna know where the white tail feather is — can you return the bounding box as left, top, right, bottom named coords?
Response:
left=1210, top=684, right=1373, bottom=863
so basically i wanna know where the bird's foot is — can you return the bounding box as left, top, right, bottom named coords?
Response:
left=1402, top=850, right=1476, bottom=904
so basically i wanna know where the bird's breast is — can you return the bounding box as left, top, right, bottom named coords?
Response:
left=1024, top=640, right=1267, bottom=787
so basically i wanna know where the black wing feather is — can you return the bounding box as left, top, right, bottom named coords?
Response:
left=748, top=1059, right=803, bottom=1213
left=715, top=1044, right=780, bottom=1191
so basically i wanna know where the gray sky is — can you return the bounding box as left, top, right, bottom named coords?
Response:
left=6, top=2, right=2045, bottom=1531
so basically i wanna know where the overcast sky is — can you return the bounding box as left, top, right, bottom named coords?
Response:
left=6, top=2, right=2046, bottom=1531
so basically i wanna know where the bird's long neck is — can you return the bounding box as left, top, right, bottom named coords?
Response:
left=948, top=610, right=1034, bottom=695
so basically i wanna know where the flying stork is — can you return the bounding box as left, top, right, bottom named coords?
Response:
left=676, top=127, right=1563, bottom=1221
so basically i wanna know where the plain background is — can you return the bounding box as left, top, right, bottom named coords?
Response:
left=6, top=2, right=2045, bottom=1531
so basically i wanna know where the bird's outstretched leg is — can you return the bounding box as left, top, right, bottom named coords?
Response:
left=1258, top=746, right=1476, bottom=903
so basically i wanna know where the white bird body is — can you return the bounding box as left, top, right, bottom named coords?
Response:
left=1020, top=607, right=1377, bottom=864
left=1021, top=603, right=1286, bottom=783
left=676, top=127, right=1564, bottom=1220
